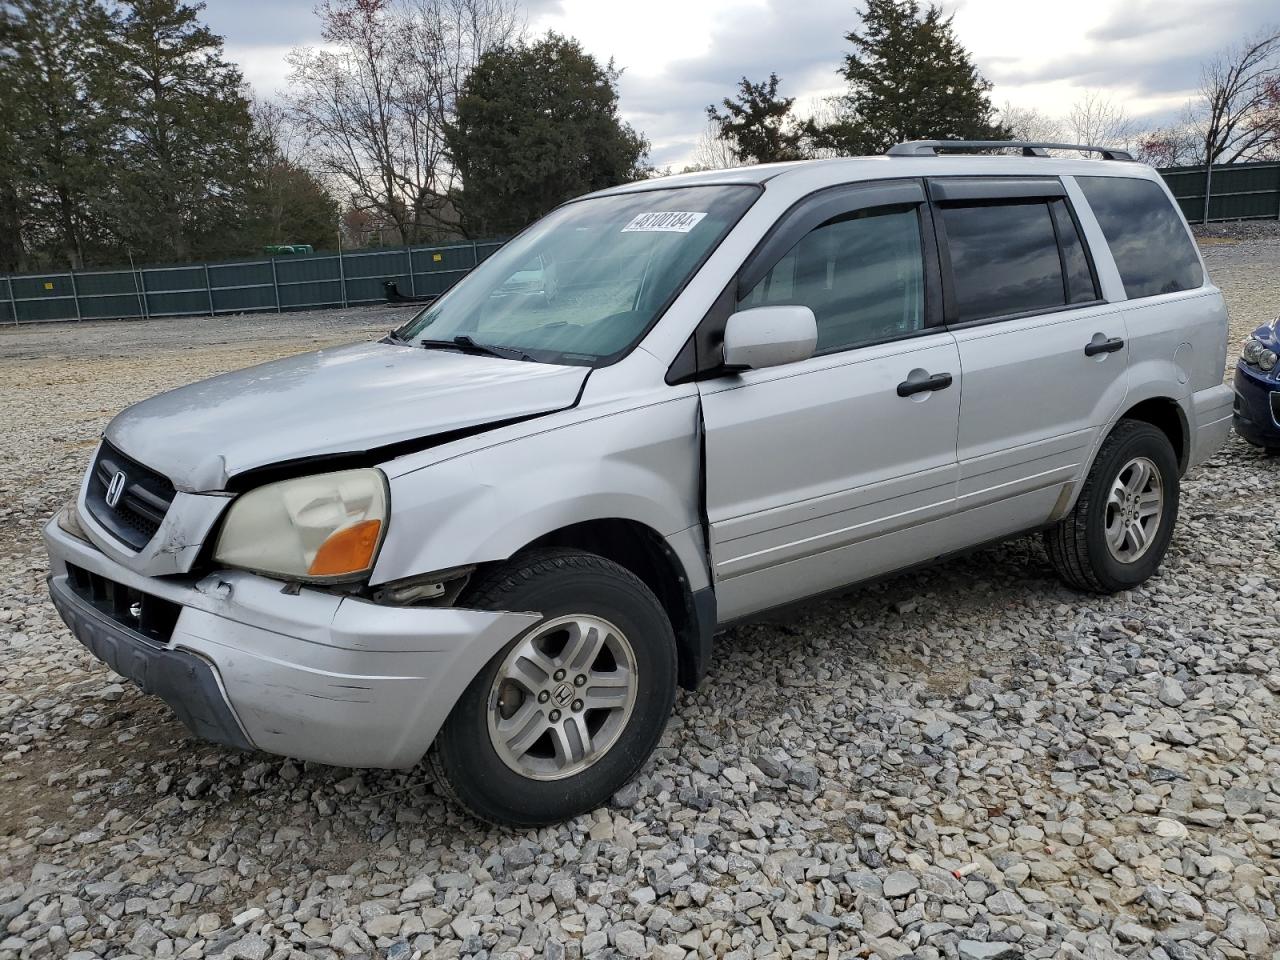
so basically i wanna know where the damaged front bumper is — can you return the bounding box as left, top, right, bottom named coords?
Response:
left=43, top=516, right=538, bottom=769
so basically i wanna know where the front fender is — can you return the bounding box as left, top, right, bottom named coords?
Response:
left=371, top=395, right=705, bottom=588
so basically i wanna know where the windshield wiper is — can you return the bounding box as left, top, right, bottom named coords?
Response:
left=420, top=335, right=534, bottom=362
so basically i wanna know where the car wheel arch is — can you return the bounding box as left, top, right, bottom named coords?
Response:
left=1116, top=396, right=1189, bottom=474
left=495, top=517, right=712, bottom=691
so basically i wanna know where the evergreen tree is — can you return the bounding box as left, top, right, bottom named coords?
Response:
left=707, top=74, right=805, bottom=164
left=2, top=0, right=121, bottom=269
left=113, top=0, right=256, bottom=260
left=446, top=33, right=648, bottom=237
left=0, top=9, right=25, bottom=272
left=811, top=0, right=1008, bottom=155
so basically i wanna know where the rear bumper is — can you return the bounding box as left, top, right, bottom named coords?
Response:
left=1232, top=365, right=1280, bottom=448
left=1188, top=382, right=1235, bottom=469
left=44, top=516, right=538, bottom=769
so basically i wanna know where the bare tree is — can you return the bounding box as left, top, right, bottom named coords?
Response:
left=1065, top=90, right=1134, bottom=148
left=1193, top=26, right=1280, bottom=164
left=797, top=96, right=842, bottom=158
left=1132, top=122, right=1199, bottom=167
left=999, top=102, right=1063, bottom=143
left=251, top=99, right=303, bottom=166
left=285, top=0, right=520, bottom=244
left=687, top=122, right=739, bottom=171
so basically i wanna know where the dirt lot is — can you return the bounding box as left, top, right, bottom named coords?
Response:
left=0, top=245, right=1277, bottom=960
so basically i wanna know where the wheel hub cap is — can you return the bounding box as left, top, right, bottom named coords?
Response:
left=486, top=614, right=638, bottom=781
left=1104, top=456, right=1163, bottom=564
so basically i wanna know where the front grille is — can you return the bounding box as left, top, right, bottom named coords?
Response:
left=64, top=563, right=180, bottom=645
left=84, top=441, right=176, bottom=550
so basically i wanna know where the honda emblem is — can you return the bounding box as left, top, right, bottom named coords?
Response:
left=105, top=471, right=127, bottom=508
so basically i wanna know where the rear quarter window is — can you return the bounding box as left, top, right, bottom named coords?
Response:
left=1077, top=176, right=1203, bottom=299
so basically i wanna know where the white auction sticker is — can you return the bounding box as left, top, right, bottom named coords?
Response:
left=621, top=211, right=707, bottom=233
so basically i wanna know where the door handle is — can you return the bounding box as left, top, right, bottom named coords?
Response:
left=1085, top=336, right=1125, bottom=357
left=897, top=372, right=953, bottom=397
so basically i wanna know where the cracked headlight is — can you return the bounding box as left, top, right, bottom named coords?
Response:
left=214, top=469, right=389, bottom=582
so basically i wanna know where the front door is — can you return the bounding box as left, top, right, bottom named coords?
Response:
left=699, top=182, right=964, bottom=622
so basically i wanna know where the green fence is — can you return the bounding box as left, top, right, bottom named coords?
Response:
left=1158, top=160, right=1280, bottom=224
left=0, top=239, right=505, bottom=325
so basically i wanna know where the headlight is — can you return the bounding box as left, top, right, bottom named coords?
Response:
left=1242, top=338, right=1263, bottom=365
left=214, top=469, right=389, bottom=582
left=1261, top=349, right=1278, bottom=372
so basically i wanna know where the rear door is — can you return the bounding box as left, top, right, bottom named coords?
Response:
left=698, top=180, right=963, bottom=621
left=929, top=177, right=1130, bottom=542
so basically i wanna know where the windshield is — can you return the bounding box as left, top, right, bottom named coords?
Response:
left=396, top=184, right=759, bottom=365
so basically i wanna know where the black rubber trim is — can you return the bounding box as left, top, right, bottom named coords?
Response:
left=687, top=585, right=717, bottom=688
left=48, top=574, right=254, bottom=752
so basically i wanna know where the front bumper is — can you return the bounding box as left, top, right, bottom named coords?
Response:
left=44, top=517, right=538, bottom=769
left=1233, top=364, right=1280, bottom=448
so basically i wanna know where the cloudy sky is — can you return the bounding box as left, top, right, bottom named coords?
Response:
left=204, top=0, right=1275, bottom=168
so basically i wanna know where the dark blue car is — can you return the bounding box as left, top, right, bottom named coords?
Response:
left=1234, top=317, right=1280, bottom=453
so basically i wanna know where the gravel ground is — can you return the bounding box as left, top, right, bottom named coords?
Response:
left=0, top=244, right=1277, bottom=960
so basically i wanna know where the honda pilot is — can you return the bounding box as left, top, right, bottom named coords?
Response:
left=44, top=141, right=1232, bottom=825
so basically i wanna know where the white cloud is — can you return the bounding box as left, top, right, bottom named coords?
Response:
left=217, top=0, right=1268, bottom=166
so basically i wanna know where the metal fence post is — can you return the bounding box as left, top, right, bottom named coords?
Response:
left=5, top=275, right=15, bottom=325
left=204, top=263, right=215, bottom=316
left=1202, top=163, right=1213, bottom=225
left=270, top=257, right=281, bottom=312
left=138, top=266, right=151, bottom=320
left=337, top=249, right=348, bottom=308
left=407, top=246, right=416, bottom=297
left=69, top=270, right=82, bottom=321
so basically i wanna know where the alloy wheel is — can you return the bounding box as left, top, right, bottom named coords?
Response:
left=486, top=614, right=638, bottom=780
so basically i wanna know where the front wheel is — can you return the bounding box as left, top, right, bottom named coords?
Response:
left=1045, top=420, right=1180, bottom=593
left=429, top=549, right=676, bottom=826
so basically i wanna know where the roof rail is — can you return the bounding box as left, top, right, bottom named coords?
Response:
left=887, top=140, right=1134, bottom=162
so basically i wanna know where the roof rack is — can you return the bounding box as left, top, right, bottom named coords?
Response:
left=887, top=140, right=1134, bottom=162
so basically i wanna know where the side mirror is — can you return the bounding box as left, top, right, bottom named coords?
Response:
left=722, top=305, right=817, bottom=371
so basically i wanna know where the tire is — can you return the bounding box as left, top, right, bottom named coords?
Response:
left=1044, top=420, right=1180, bottom=594
left=429, top=548, right=677, bottom=826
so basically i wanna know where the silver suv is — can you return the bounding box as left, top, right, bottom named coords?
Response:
left=44, top=141, right=1232, bottom=825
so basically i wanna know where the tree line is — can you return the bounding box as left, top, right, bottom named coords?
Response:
left=0, top=0, right=341, bottom=272
left=700, top=1, right=1279, bottom=171
left=4, top=0, right=1277, bottom=274
left=0, top=0, right=647, bottom=272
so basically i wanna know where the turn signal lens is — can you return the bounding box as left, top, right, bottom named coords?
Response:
left=308, top=519, right=383, bottom=577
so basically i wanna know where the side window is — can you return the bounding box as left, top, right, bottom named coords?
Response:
left=1076, top=176, right=1203, bottom=298
left=1049, top=199, right=1098, bottom=304
left=939, top=201, right=1066, bottom=323
left=741, top=205, right=925, bottom=353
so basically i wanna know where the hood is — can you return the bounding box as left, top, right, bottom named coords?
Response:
left=105, top=341, right=589, bottom=491
left=1251, top=317, right=1279, bottom=348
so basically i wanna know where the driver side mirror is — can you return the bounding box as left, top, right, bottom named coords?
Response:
left=722, top=305, right=817, bottom=371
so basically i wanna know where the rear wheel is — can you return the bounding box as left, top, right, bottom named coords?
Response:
left=429, top=548, right=676, bottom=826
left=1045, top=420, right=1180, bottom=593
